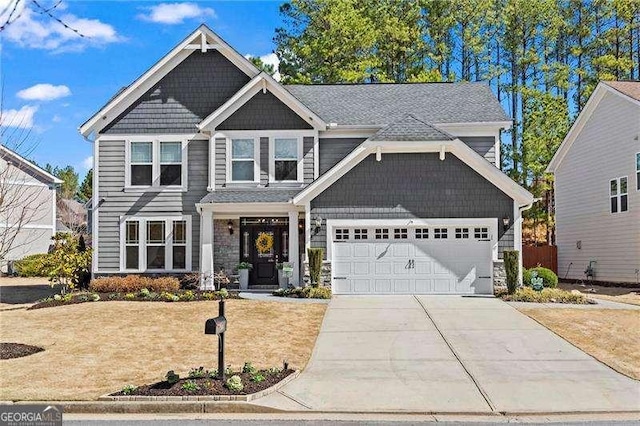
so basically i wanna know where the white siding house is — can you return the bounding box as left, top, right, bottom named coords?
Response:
left=547, top=82, right=640, bottom=284
left=0, top=145, right=61, bottom=272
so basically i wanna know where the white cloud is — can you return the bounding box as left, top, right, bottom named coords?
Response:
left=82, top=156, right=93, bottom=170
left=246, top=53, right=281, bottom=81
left=0, top=105, right=38, bottom=128
left=17, top=84, right=71, bottom=101
left=3, top=2, right=122, bottom=52
left=52, top=115, right=62, bottom=123
left=138, top=3, right=215, bottom=25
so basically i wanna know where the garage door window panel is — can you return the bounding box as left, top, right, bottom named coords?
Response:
left=375, top=229, right=389, bottom=239
left=354, top=229, right=368, bottom=240
left=394, top=228, right=408, bottom=239
left=415, top=228, right=429, bottom=239
left=434, top=228, right=448, bottom=239
left=335, top=228, right=350, bottom=240
left=455, top=228, right=470, bottom=239
left=474, top=227, right=489, bottom=239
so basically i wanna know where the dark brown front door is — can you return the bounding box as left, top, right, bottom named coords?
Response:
left=240, top=218, right=289, bottom=286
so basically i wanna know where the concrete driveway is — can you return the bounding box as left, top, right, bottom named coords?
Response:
left=256, top=295, right=640, bottom=414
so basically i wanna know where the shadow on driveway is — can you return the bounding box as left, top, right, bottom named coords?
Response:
left=0, top=285, right=58, bottom=305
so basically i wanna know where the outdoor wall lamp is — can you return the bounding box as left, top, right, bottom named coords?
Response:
left=312, top=216, right=323, bottom=236
left=502, top=217, right=510, bottom=231
left=227, top=220, right=234, bottom=235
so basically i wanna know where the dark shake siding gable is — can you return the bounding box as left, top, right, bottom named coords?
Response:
left=217, top=91, right=313, bottom=130
left=310, top=153, right=514, bottom=258
left=102, top=50, right=251, bottom=134
left=96, top=139, right=209, bottom=271
left=459, top=137, right=497, bottom=165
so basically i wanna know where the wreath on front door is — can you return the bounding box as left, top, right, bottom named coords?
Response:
left=255, top=232, right=274, bottom=254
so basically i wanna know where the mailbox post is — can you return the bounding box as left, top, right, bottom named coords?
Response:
left=204, top=299, right=227, bottom=381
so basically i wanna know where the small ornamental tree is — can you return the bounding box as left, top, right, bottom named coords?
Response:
left=503, top=250, right=520, bottom=295
left=307, top=248, right=324, bottom=287
left=45, top=233, right=92, bottom=294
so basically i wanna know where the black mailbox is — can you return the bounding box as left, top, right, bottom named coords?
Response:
left=205, top=316, right=227, bottom=335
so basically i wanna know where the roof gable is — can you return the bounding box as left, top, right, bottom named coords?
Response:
left=0, top=145, right=62, bottom=185
left=369, top=114, right=454, bottom=142
left=547, top=82, right=640, bottom=172
left=80, top=25, right=261, bottom=137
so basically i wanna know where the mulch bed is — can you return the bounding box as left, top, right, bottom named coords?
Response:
left=110, top=369, right=294, bottom=397
left=1, top=342, right=44, bottom=359
left=28, top=290, right=239, bottom=310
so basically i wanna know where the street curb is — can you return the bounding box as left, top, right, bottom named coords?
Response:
left=98, top=370, right=300, bottom=402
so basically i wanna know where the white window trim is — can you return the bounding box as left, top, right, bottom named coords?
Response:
left=226, top=137, right=260, bottom=183
left=609, top=176, right=629, bottom=214
left=269, top=136, right=304, bottom=183
left=119, top=215, right=192, bottom=273
left=124, top=136, right=188, bottom=192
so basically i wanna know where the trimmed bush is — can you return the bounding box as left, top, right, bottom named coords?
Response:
left=523, top=267, right=558, bottom=288
left=226, top=375, right=243, bottom=392
left=302, top=286, right=332, bottom=299
left=89, top=275, right=180, bottom=293
left=503, top=250, right=519, bottom=295
left=500, top=287, right=588, bottom=304
left=13, top=254, right=49, bottom=277
left=307, top=248, right=324, bottom=287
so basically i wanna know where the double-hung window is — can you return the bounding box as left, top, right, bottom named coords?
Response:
left=610, top=177, right=628, bottom=213
left=121, top=217, right=191, bottom=272
left=271, top=138, right=301, bottom=182
left=128, top=139, right=186, bottom=189
left=130, top=142, right=153, bottom=186
left=230, top=139, right=257, bottom=182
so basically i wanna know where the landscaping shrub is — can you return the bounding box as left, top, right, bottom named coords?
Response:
left=251, top=373, right=265, bottom=383
left=165, top=370, right=180, bottom=384
left=45, top=233, right=92, bottom=293
left=73, top=235, right=92, bottom=290
left=503, top=250, right=519, bottom=294
left=188, top=366, right=206, bottom=379
left=181, top=380, right=200, bottom=392
left=226, top=375, right=243, bottom=392
left=121, top=385, right=137, bottom=395
left=500, top=287, right=588, bottom=304
left=273, top=286, right=332, bottom=299
left=89, top=275, right=180, bottom=293
left=242, top=362, right=257, bottom=375
left=13, top=253, right=49, bottom=277
left=307, top=248, right=324, bottom=287
left=523, top=267, right=558, bottom=288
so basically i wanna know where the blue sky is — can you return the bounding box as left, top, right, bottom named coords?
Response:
left=0, top=1, right=283, bottom=178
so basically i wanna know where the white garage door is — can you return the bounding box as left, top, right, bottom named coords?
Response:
left=331, top=223, right=494, bottom=295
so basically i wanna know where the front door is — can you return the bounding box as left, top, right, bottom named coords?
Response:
left=240, top=218, right=290, bottom=286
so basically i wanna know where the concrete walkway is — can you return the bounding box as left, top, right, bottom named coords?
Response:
left=255, top=295, right=640, bottom=414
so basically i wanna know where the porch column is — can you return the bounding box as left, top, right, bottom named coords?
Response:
left=200, top=209, right=215, bottom=290
left=288, top=210, right=299, bottom=286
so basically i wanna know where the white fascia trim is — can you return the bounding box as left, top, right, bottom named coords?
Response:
left=198, top=73, right=327, bottom=131
left=293, top=138, right=534, bottom=206
left=546, top=84, right=608, bottom=173
left=0, top=145, right=63, bottom=184
left=319, top=129, right=378, bottom=139
left=92, top=138, right=99, bottom=274
left=197, top=202, right=303, bottom=215
left=80, top=25, right=261, bottom=137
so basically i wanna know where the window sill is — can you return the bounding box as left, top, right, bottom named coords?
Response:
left=124, top=186, right=187, bottom=193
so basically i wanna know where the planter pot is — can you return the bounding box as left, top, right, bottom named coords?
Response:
left=238, top=269, right=249, bottom=290
left=278, top=270, right=289, bottom=289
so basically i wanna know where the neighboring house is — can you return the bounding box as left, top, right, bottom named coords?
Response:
left=0, top=145, right=61, bottom=272
left=79, top=25, right=533, bottom=294
left=57, top=198, right=88, bottom=234
left=547, top=81, right=640, bottom=285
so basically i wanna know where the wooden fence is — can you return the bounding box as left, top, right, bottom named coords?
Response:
left=523, top=245, right=558, bottom=273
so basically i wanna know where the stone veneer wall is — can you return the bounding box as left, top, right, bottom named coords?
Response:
left=493, top=261, right=506, bottom=290
left=302, top=260, right=332, bottom=287
left=214, top=219, right=240, bottom=274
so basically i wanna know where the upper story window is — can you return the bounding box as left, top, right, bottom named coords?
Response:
left=229, top=138, right=257, bottom=182
left=127, top=139, right=186, bottom=190
left=636, top=152, right=640, bottom=191
left=610, top=177, right=628, bottom=213
left=270, top=137, right=303, bottom=182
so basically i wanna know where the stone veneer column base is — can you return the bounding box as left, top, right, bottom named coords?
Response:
left=213, top=219, right=240, bottom=274
left=493, top=260, right=506, bottom=292
left=302, top=260, right=332, bottom=287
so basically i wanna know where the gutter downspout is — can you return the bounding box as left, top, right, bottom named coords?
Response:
left=517, top=198, right=542, bottom=284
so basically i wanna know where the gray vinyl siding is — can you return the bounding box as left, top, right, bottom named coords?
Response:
left=319, top=138, right=366, bottom=175
left=102, top=51, right=251, bottom=134
left=460, top=136, right=496, bottom=164
left=96, top=139, right=208, bottom=271
left=310, top=153, right=514, bottom=258
left=260, top=137, right=269, bottom=185
left=217, top=91, right=313, bottom=130
left=214, top=138, right=226, bottom=189
left=303, top=136, right=314, bottom=183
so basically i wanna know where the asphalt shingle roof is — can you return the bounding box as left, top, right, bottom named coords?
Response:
left=369, top=114, right=455, bottom=142
left=285, top=82, right=509, bottom=126
left=604, top=81, right=640, bottom=101
left=200, top=189, right=301, bottom=204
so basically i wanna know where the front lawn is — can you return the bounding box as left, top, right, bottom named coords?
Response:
left=0, top=299, right=326, bottom=400
left=519, top=308, right=640, bottom=380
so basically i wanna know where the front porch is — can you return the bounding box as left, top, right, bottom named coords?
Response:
left=198, top=203, right=308, bottom=290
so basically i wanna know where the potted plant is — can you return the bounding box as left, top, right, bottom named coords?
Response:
left=237, top=262, right=252, bottom=290
left=276, top=262, right=293, bottom=289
